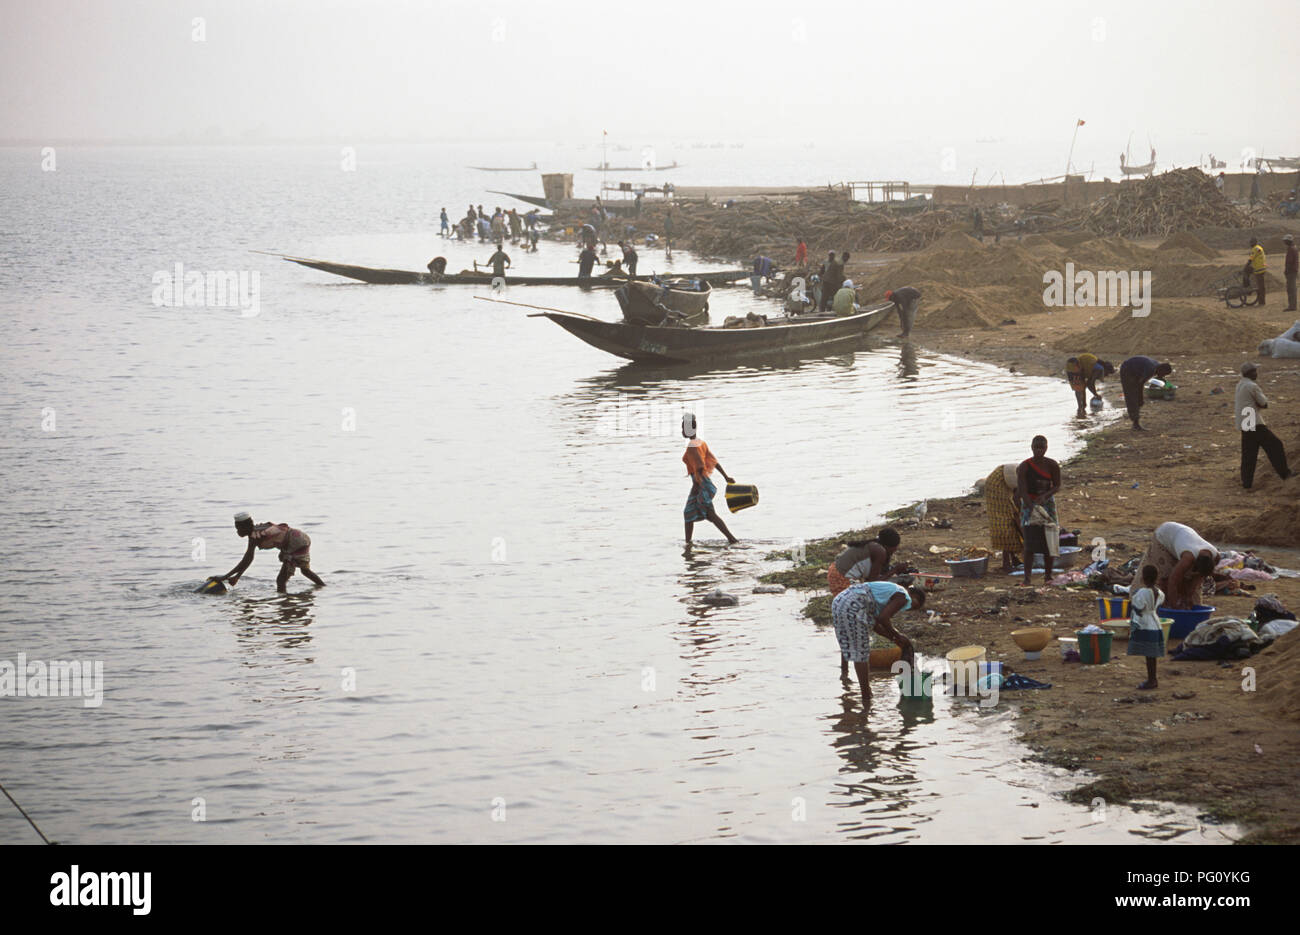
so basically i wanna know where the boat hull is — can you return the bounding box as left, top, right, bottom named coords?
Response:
left=535, top=304, right=894, bottom=365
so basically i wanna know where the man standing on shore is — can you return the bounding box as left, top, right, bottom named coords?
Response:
left=1249, top=237, right=1267, bottom=306
left=1284, top=234, right=1297, bottom=312
left=1236, top=362, right=1293, bottom=489
left=1119, top=356, right=1173, bottom=431
left=884, top=286, right=922, bottom=338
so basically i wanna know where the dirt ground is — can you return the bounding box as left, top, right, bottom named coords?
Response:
left=763, top=232, right=1300, bottom=844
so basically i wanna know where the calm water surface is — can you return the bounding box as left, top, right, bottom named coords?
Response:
left=0, top=146, right=1230, bottom=843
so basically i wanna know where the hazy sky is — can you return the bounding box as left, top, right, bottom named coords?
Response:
left=3, top=0, right=1297, bottom=159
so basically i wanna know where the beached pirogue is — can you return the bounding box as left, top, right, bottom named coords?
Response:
left=274, top=254, right=748, bottom=288
left=531, top=302, right=894, bottom=365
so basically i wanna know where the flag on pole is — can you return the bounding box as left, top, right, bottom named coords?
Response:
left=1077, top=119, right=1086, bottom=127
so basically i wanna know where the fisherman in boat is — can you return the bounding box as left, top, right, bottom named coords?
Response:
left=681, top=412, right=739, bottom=547
left=832, top=278, right=860, bottom=317
left=618, top=241, right=638, bottom=279
left=483, top=243, right=511, bottom=281
left=221, top=512, right=325, bottom=593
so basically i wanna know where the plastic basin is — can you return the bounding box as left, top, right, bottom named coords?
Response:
left=1158, top=605, right=1215, bottom=640
left=944, top=556, right=989, bottom=578
left=1075, top=630, right=1114, bottom=664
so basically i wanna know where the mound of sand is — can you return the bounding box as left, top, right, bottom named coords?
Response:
left=921, top=295, right=1000, bottom=330
left=1157, top=231, right=1218, bottom=259
left=1059, top=302, right=1282, bottom=356
left=926, top=230, right=984, bottom=251
left=1255, top=631, right=1300, bottom=720
left=1048, top=232, right=1095, bottom=248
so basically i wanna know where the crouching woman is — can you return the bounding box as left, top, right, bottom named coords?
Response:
left=831, top=580, right=926, bottom=709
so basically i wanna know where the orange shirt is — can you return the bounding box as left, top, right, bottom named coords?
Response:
left=683, top=439, right=718, bottom=478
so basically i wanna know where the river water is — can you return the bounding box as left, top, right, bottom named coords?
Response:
left=0, top=145, right=1231, bottom=843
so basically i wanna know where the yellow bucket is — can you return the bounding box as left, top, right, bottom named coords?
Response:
left=725, top=483, right=759, bottom=513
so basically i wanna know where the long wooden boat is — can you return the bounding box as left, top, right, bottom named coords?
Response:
left=616, top=279, right=710, bottom=326
left=277, top=255, right=749, bottom=288
left=487, top=190, right=553, bottom=209
left=530, top=303, right=895, bottom=365
left=468, top=163, right=537, bottom=171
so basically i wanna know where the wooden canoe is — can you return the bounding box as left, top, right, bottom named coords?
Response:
left=277, top=255, right=749, bottom=288
left=615, top=279, right=711, bottom=326
left=530, top=303, right=895, bottom=365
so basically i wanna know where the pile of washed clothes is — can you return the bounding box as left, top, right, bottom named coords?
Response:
left=1169, top=596, right=1298, bottom=661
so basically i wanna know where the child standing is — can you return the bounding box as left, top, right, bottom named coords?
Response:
left=1127, top=564, right=1165, bottom=689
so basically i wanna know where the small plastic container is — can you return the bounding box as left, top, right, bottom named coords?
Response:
left=1076, top=629, right=1114, bottom=664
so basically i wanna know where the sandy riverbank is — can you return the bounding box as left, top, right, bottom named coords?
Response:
left=759, top=229, right=1300, bottom=844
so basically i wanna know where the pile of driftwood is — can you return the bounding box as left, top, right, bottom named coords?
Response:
left=1069, top=168, right=1252, bottom=238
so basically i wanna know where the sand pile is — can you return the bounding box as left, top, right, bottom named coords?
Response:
left=1060, top=302, right=1282, bottom=356
left=1191, top=224, right=1290, bottom=249
left=921, top=293, right=1002, bottom=330
left=1071, top=168, right=1252, bottom=238
left=926, top=230, right=984, bottom=251
left=1157, top=231, right=1218, bottom=259
left=1048, top=232, right=1096, bottom=248
left=1255, top=632, right=1300, bottom=720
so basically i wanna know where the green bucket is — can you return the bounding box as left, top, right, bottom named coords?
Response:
left=1075, top=630, right=1113, bottom=664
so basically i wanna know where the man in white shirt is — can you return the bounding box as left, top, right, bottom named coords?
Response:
left=1235, top=362, right=1293, bottom=490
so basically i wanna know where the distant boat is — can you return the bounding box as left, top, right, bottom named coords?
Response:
left=1120, top=136, right=1156, bottom=177
left=1262, top=155, right=1300, bottom=170
left=468, top=162, right=537, bottom=171
left=587, top=160, right=681, bottom=171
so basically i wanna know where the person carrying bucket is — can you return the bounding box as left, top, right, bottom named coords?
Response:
left=831, top=580, right=926, bottom=710
left=681, top=413, right=739, bottom=547
left=220, top=512, right=325, bottom=593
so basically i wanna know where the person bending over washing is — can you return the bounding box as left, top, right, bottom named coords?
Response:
left=1064, top=353, right=1114, bottom=416
left=831, top=580, right=925, bottom=709
left=681, top=413, right=739, bottom=546
left=222, top=511, right=325, bottom=593
left=827, top=527, right=903, bottom=596
left=1016, top=435, right=1061, bottom=587
left=1136, top=521, right=1217, bottom=610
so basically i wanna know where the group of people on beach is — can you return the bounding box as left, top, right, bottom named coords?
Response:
left=444, top=205, right=541, bottom=248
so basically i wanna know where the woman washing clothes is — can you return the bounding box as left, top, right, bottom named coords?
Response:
left=1016, top=435, right=1061, bottom=587
left=827, top=528, right=902, bottom=596
left=1064, top=353, right=1114, bottom=416
left=1136, top=521, right=1218, bottom=610
left=983, top=462, right=1023, bottom=573
left=831, top=579, right=926, bottom=709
